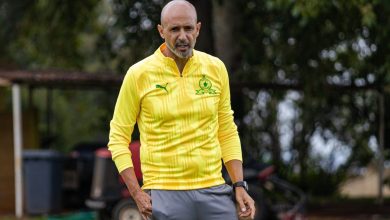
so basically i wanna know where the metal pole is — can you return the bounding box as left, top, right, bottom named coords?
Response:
left=378, top=92, right=385, bottom=204
left=46, top=88, right=52, bottom=148
left=12, top=84, right=23, bottom=218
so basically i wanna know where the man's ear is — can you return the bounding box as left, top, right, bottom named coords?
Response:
left=157, top=24, right=164, bottom=39
left=196, top=22, right=201, bottom=37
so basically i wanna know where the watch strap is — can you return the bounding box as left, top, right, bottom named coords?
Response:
left=233, top=181, right=248, bottom=192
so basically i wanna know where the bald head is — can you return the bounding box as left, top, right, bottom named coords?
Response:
left=160, top=0, right=197, bottom=26
left=157, top=0, right=201, bottom=60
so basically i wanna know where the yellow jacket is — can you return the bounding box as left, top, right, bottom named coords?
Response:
left=108, top=43, right=242, bottom=190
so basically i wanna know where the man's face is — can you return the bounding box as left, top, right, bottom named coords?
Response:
left=158, top=5, right=201, bottom=59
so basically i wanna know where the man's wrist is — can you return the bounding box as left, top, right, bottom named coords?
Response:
left=234, top=187, right=247, bottom=193
left=132, top=188, right=144, bottom=198
left=233, top=181, right=249, bottom=192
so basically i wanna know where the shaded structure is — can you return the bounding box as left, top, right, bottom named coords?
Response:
left=0, top=69, right=123, bottom=218
left=0, top=70, right=123, bottom=88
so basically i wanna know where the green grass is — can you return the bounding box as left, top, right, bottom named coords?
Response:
left=0, top=211, right=96, bottom=220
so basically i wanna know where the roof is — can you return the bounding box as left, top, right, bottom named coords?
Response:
left=0, top=69, right=124, bottom=89
left=0, top=69, right=383, bottom=92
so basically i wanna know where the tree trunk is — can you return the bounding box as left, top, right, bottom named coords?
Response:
left=270, top=99, right=282, bottom=167
left=189, top=0, right=214, bottom=55
left=212, top=0, right=240, bottom=72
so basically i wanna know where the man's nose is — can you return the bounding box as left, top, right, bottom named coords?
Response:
left=178, top=29, right=187, bottom=40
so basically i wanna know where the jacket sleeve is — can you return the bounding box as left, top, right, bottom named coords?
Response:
left=217, top=61, right=243, bottom=163
left=108, top=69, right=140, bottom=173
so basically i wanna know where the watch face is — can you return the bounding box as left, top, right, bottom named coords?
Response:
left=243, top=182, right=248, bottom=191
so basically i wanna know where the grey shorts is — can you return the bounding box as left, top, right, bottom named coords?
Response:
left=146, top=184, right=238, bottom=220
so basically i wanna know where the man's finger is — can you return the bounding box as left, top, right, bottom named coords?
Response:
left=239, top=199, right=255, bottom=218
left=144, top=203, right=152, bottom=211
left=143, top=209, right=152, bottom=215
left=143, top=210, right=153, bottom=219
left=239, top=208, right=251, bottom=217
left=237, top=198, right=247, bottom=213
left=250, top=202, right=256, bottom=219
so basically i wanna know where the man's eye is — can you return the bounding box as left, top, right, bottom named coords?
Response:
left=171, top=27, right=179, bottom=32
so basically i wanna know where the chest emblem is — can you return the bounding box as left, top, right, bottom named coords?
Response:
left=156, top=83, right=168, bottom=93
left=196, top=75, right=217, bottom=95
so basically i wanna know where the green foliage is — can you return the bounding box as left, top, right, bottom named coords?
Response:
left=90, top=0, right=168, bottom=73
left=2, top=0, right=390, bottom=196
left=28, top=89, right=116, bottom=152
left=230, top=0, right=390, bottom=196
left=0, top=0, right=168, bottom=150
left=1, top=0, right=100, bottom=68
left=0, top=0, right=115, bottom=150
left=280, top=162, right=347, bottom=196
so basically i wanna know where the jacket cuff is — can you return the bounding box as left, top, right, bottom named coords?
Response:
left=113, top=153, right=133, bottom=173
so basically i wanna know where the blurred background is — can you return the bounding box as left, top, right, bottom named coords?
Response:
left=1, top=0, right=390, bottom=219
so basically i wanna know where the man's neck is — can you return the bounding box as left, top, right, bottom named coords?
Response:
left=174, top=57, right=189, bottom=73
left=162, top=46, right=190, bottom=74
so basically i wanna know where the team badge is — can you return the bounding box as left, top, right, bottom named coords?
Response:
left=196, top=75, right=217, bottom=95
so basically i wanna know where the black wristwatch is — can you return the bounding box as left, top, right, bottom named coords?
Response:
left=232, top=181, right=249, bottom=192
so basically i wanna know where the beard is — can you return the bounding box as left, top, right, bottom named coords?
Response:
left=166, top=39, right=195, bottom=59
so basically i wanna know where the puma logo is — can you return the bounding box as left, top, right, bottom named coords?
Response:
left=156, top=83, right=168, bottom=93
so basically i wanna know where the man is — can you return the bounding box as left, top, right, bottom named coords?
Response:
left=108, top=0, right=255, bottom=219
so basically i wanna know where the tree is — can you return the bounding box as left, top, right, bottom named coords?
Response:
left=231, top=0, right=390, bottom=193
left=1, top=0, right=390, bottom=196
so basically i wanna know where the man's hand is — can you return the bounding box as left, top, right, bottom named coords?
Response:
left=235, top=187, right=256, bottom=220
left=224, top=160, right=256, bottom=219
left=133, top=190, right=152, bottom=220
left=120, top=168, right=152, bottom=220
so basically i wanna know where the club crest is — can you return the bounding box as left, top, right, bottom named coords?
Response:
left=196, top=75, right=217, bottom=95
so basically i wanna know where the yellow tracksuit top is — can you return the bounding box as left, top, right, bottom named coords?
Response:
left=108, top=43, right=242, bottom=190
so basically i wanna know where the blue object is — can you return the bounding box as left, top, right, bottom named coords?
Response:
left=23, top=150, right=64, bottom=214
